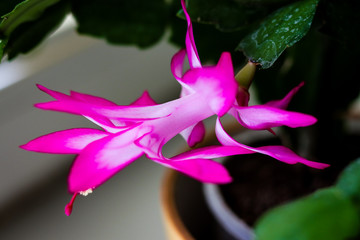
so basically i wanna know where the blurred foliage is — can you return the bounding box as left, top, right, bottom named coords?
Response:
left=4, top=0, right=69, bottom=59
left=255, top=158, right=360, bottom=240
left=0, top=0, right=359, bottom=69
left=0, top=0, right=24, bottom=17
left=71, top=0, right=168, bottom=48
left=255, top=188, right=360, bottom=240
left=0, top=0, right=70, bottom=59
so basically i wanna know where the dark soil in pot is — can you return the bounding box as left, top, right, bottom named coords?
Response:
left=219, top=137, right=356, bottom=227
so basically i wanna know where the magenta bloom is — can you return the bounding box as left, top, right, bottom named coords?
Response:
left=21, top=0, right=328, bottom=215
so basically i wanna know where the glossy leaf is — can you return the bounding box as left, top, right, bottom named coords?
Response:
left=238, top=0, right=319, bottom=68
left=255, top=187, right=360, bottom=240
left=71, top=0, right=168, bottom=48
left=0, top=0, right=61, bottom=37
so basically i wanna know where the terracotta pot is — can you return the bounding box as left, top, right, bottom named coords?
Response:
left=161, top=121, right=249, bottom=239
left=161, top=167, right=255, bottom=240
left=162, top=168, right=239, bottom=240
left=161, top=169, right=194, bottom=240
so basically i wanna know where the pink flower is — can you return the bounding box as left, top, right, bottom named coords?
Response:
left=21, top=74, right=234, bottom=215
left=21, top=0, right=328, bottom=216
left=21, top=28, right=239, bottom=214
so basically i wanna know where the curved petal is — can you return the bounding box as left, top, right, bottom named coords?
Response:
left=70, top=91, right=118, bottom=106
left=235, top=105, right=317, bottom=130
left=154, top=158, right=232, bottom=184
left=180, top=121, right=206, bottom=148
left=265, top=82, right=304, bottom=109
left=37, top=84, right=72, bottom=101
left=172, top=145, right=254, bottom=160
left=181, top=0, right=201, bottom=68
left=20, top=128, right=110, bottom=154
left=256, top=145, right=330, bottom=169
left=37, top=85, right=119, bottom=131
left=35, top=99, right=173, bottom=120
left=68, top=131, right=144, bottom=193
left=36, top=85, right=174, bottom=120
left=171, top=49, right=187, bottom=81
left=215, top=118, right=329, bottom=169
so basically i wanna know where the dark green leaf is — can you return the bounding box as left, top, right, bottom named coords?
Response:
left=4, top=0, right=69, bottom=59
left=0, top=0, right=61, bottom=37
left=71, top=0, right=168, bottom=48
left=238, top=0, right=319, bottom=68
left=0, top=38, right=6, bottom=59
left=255, top=188, right=360, bottom=240
left=0, top=0, right=25, bottom=17
left=337, top=158, right=360, bottom=205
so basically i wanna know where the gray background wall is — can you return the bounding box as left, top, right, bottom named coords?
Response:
left=0, top=18, right=181, bottom=240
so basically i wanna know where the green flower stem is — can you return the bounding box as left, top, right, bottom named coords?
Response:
left=235, top=61, right=256, bottom=89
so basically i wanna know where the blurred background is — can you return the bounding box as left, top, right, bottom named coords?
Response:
left=0, top=16, right=180, bottom=240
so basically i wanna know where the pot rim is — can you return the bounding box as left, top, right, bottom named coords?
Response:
left=161, top=169, right=195, bottom=240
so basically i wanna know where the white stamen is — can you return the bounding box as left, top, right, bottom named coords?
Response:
left=80, top=189, right=93, bottom=196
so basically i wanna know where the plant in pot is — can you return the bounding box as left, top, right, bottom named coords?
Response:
left=161, top=0, right=360, bottom=239
left=1, top=0, right=358, bottom=239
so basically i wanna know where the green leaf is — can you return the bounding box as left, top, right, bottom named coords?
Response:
left=4, top=0, right=69, bottom=59
left=0, top=38, right=7, bottom=59
left=0, top=0, right=25, bottom=17
left=255, top=187, right=360, bottom=240
left=71, top=0, right=168, bottom=48
left=0, top=0, right=61, bottom=37
left=337, top=158, right=360, bottom=205
left=237, top=0, right=319, bottom=69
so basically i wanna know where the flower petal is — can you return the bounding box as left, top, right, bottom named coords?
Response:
left=181, top=53, right=238, bottom=116
left=172, top=145, right=254, bottom=160
left=180, top=121, right=205, bottom=148
left=130, top=90, right=157, bottom=106
left=181, top=0, right=201, bottom=68
left=20, top=128, right=110, bottom=154
left=70, top=90, right=118, bottom=106
left=36, top=85, right=176, bottom=120
left=171, top=49, right=187, bottom=81
left=35, top=99, right=173, bottom=120
left=256, top=145, right=330, bottom=169
left=68, top=131, right=144, bottom=193
left=154, top=158, right=232, bottom=183
left=37, top=84, right=72, bottom=101
left=235, top=105, right=317, bottom=130
left=265, top=82, right=304, bottom=109
left=215, top=118, right=329, bottom=169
